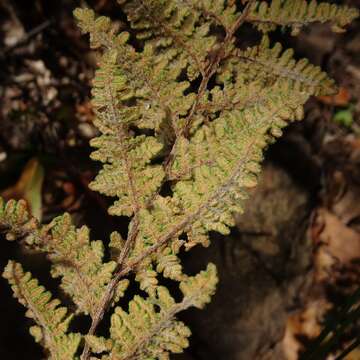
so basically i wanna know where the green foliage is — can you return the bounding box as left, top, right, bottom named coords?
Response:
left=234, top=35, right=336, bottom=96
left=248, top=0, right=359, bottom=34
left=333, top=107, right=354, bottom=128
left=1, top=1, right=358, bottom=359
left=0, top=198, right=40, bottom=242
left=0, top=199, right=126, bottom=317
left=86, top=47, right=166, bottom=216
left=3, top=261, right=81, bottom=359
left=43, top=214, right=129, bottom=317
left=86, top=264, right=217, bottom=359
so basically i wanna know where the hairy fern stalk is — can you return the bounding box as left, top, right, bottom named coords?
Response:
left=1, top=1, right=358, bottom=359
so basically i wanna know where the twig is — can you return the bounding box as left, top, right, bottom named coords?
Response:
left=335, top=338, right=360, bottom=360
left=1, top=20, right=53, bottom=57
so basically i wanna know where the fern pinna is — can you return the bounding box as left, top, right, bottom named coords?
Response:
left=1, top=1, right=358, bottom=359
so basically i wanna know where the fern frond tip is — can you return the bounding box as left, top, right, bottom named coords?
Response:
left=3, top=261, right=81, bottom=360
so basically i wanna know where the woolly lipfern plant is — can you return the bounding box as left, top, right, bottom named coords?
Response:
left=1, top=1, right=358, bottom=359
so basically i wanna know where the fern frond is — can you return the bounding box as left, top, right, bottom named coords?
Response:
left=233, top=35, right=336, bottom=96
left=2, top=2, right=359, bottom=359
left=190, top=56, right=333, bottom=136
left=133, top=236, right=184, bottom=295
left=179, top=262, right=218, bottom=309
left=155, top=244, right=185, bottom=281
left=182, top=0, right=238, bottom=29
left=135, top=261, right=159, bottom=296
left=75, top=8, right=187, bottom=215
left=247, top=0, right=359, bottom=34
left=118, top=0, right=219, bottom=78
left=44, top=214, right=129, bottom=317
left=172, top=87, right=307, bottom=237
left=127, top=86, right=308, bottom=270
left=0, top=197, right=127, bottom=318
left=109, top=231, right=126, bottom=260
left=74, top=7, right=195, bottom=136
left=135, top=240, right=185, bottom=296
left=3, top=261, right=81, bottom=360
left=88, top=49, right=166, bottom=216
left=85, top=264, right=217, bottom=359
left=0, top=198, right=40, bottom=242
left=73, top=1, right=354, bottom=219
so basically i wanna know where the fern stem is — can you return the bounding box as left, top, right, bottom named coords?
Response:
left=81, top=102, right=263, bottom=360
left=182, top=0, right=255, bottom=137
left=104, top=85, right=141, bottom=214
left=10, top=265, right=58, bottom=356
left=138, top=0, right=206, bottom=76
left=80, top=218, right=140, bottom=360
left=164, top=0, right=256, bottom=179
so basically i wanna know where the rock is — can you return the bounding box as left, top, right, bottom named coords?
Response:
left=181, top=163, right=312, bottom=359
